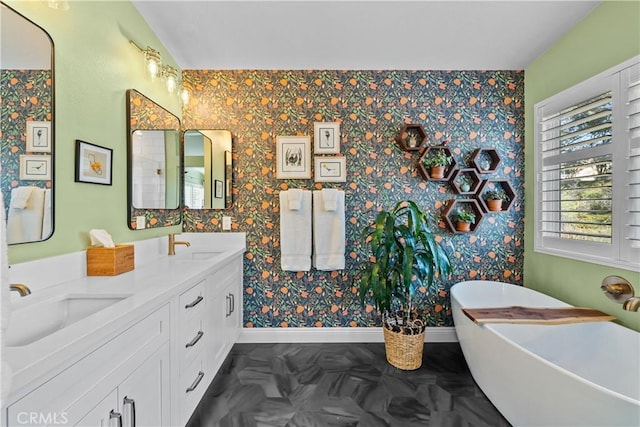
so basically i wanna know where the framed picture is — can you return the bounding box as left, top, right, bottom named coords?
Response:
left=214, top=179, right=224, bottom=199
left=314, top=156, right=346, bottom=182
left=276, top=135, right=311, bottom=179
left=314, top=122, right=340, bottom=154
left=75, top=140, right=113, bottom=185
left=26, top=121, right=52, bottom=152
left=19, top=155, right=51, bottom=180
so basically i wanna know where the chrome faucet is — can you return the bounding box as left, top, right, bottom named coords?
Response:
left=10, top=284, right=31, bottom=297
left=601, top=275, right=640, bottom=312
left=168, top=233, right=190, bottom=255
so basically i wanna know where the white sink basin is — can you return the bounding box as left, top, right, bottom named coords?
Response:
left=5, top=293, right=132, bottom=347
left=171, top=251, right=225, bottom=262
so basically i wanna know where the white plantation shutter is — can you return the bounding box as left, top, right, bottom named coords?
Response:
left=624, top=65, right=640, bottom=256
left=535, top=56, right=640, bottom=271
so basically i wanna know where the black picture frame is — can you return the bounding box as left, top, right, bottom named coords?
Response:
left=214, top=179, right=223, bottom=199
left=75, top=140, right=113, bottom=185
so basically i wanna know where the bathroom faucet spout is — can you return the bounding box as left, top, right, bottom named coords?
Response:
left=168, top=233, right=191, bottom=255
left=622, top=297, right=640, bottom=312
left=10, top=284, right=31, bottom=297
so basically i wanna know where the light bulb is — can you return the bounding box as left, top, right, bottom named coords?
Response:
left=181, top=88, right=190, bottom=105
left=48, top=0, right=69, bottom=10
left=144, top=47, right=161, bottom=80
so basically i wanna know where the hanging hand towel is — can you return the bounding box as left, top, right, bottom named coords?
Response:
left=8, top=186, right=34, bottom=210
left=313, top=189, right=345, bottom=271
left=280, top=189, right=312, bottom=271
left=7, top=187, right=45, bottom=244
left=288, top=188, right=303, bottom=211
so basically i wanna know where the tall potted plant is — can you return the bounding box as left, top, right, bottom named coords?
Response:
left=357, top=200, right=453, bottom=370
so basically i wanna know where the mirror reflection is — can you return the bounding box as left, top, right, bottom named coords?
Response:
left=1, top=3, right=54, bottom=244
left=127, top=89, right=181, bottom=229
left=184, top=130, right=232, bottom=210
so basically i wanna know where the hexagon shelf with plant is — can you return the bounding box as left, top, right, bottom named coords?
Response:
left=417, top=146, right=457, bottom=181
left=450, top=168, right=482, bottom=195
left=396, top=124, right=427, bottom=152
left=471, top=148, right=501, bottom=174
left=477, top=179, right=516, bottom=213
left=442, top=199, right=484, bottom=233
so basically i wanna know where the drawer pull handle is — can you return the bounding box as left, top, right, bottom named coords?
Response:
left=185, top=295, right=203, bottom=309
left=185, top=330, right=204, bottom=348
left=109, top=410, right=123, bottom=427
left=186, top=371, right=205, bottom=393
left=230, top=293, right=235, bottom=314
left=123, top=396, right=136, bottom=427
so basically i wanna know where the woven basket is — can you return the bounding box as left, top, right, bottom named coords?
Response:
left=383, top=324, right=425, bottom=370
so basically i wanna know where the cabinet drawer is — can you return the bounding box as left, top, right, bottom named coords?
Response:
left=180, top=319, right=205, bottom=371
left=179, top=357, right=207, bottom=425
left=179, top=280, right=205, bottom=326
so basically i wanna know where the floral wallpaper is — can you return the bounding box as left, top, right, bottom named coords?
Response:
left=181, top=70, right=524, bottom=328
left=0, top=69, right=52, bottom=216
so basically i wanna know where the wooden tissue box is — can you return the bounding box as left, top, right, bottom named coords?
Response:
left=87, top=244, right=135, bottom=276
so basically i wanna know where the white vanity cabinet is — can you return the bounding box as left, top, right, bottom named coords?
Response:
left=6, top=304, right=171, bottom=427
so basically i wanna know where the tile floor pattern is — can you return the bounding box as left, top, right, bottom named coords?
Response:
left=186, top=342, right=511, bottom=427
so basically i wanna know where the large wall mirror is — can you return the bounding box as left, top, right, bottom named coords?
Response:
left=126, top=89, right=181, bottom=229
left=184, top=130, right=232, bottom=210
left=1, top=3, right=55, bottom=244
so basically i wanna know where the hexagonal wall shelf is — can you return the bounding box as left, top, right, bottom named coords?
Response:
left=471, top=148, right=501, bottom=174
left=442, top=199, right=484, bottom=233
left=417, top=146, right=457, bottom=181
left=477, top=179, right=516, bottom=213
left=450, top=168, right=482, bottom=195
left=396, top=124, right=427, bottom=152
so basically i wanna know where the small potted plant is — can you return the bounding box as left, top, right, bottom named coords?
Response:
left=422, top=149, right=452, bottom=179
left=485, top=189, right=509, bottom=212
left=455, top=209, right=476, bottom=232
left=458, top=175, right=473, bottom=193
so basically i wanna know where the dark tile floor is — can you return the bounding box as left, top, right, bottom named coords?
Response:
left=186, top=342, right=511, bottom=427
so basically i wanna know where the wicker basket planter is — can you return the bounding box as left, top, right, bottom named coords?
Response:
left=383, top=325, right=425, bottom=370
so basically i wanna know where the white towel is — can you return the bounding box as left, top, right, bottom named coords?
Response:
left=8, top=186, right=33, bottom=210
left=41, top=189, right=52, bottom=240
left=288, top=188, right=303, bottom=211
left=321, top=188, right=339, bottom=211
left=0, top=189, right=13, bottom=403
left=7, top=187, right=45, bottom=244
left=280, top=190, right=312, bottom=271
left=313, top=189, right=345, bottom=271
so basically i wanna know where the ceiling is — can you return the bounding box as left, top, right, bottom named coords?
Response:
left=132, top=0, right=601, bottom=70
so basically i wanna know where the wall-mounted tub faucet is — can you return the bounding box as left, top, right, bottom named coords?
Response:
left=10, top=284, right=31, bottom=297
left=601, top=275, right=640, bottom=312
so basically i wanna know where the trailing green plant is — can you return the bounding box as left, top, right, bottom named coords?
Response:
left=422, top=149, right=452, bottom=168
left=456, top=209, right=476, bottom=224
left=357, top=200, right=453, bottom=333
left=485, top=189, right=509, bottom=201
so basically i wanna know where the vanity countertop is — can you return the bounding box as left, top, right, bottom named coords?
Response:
left=4, top=233, right=246, bottom=399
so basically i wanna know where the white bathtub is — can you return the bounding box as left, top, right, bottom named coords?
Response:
left=451, top=280, right=640, bottom=427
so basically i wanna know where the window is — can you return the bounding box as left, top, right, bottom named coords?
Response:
left=534, top=56, right=640, bottom=271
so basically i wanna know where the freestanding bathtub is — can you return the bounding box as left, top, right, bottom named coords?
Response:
left=451, top=280, right=640, bottom=427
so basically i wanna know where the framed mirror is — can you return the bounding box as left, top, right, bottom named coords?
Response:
left=126, top=89, right=181, bottom=229
left=184, top=130, right=232, bottom=210
left=1, top=3, right=55, bottom=244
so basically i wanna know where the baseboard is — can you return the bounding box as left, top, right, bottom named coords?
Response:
left=237, top=326, right=458, bottom=343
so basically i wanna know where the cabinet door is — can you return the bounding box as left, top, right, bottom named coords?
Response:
left=206, top=289, right=227, bottom=370
left=74, top=390, right=118, bottom=427
left=118, top=342, right=171, bottom=427
left=223, top=282, right=241, bottom=347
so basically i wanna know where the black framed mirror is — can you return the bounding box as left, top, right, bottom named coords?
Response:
left=126, top=89, right=181, bottom=229
left=183, top=129, right=232, bottom=210
left=1, top=2, right=55, bottom=244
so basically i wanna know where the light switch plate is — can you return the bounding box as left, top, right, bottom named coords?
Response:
left=222, top=216, right=232, bottom=231
left=136, top=216, right=146, bottom=229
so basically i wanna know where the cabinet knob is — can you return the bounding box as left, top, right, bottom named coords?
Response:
left=123, top=396, right=136, bottom=427
left=109, top=410, right=123, bottom=427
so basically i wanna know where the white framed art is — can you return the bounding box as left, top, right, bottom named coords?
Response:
left=314, top=156, right=346, bottom=182
left=26, top=121, right=51, bottom=152
left=314, top=122, right=340, bottom=154
left=19, top=154, right=51, bottom=180
left=276, top=135, right=312, bottom=179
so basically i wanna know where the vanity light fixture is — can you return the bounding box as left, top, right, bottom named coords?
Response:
left=48, top=0, right=70, bottom=10
left=129, top=40, right=185, bottom=101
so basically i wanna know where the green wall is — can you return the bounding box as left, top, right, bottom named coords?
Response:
left=524, top=1, right=640, bottom=331
left=5, top=0, right=182, bottom=264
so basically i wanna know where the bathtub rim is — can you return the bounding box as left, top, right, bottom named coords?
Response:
left=451, top=280, right=640, bottom=406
